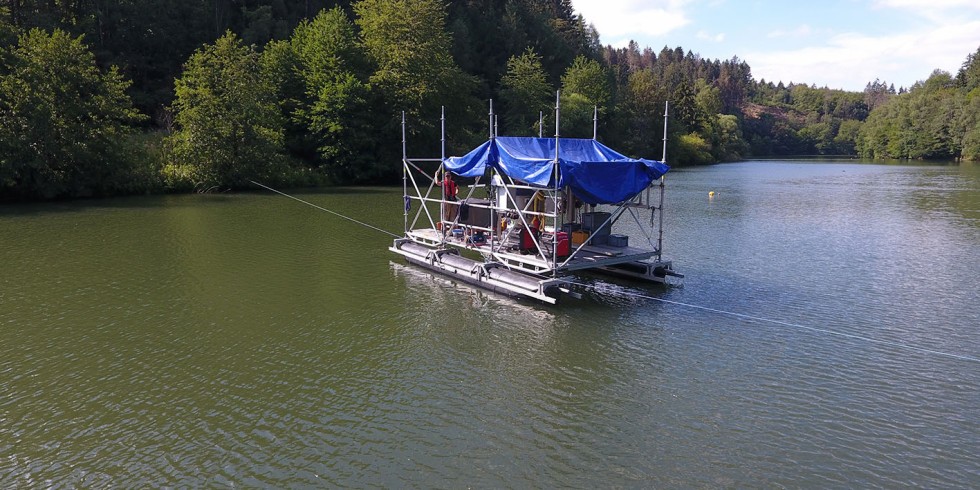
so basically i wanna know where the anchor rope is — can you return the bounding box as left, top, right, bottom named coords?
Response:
left=566, top=280, right=980, bottom=364
left=250, top=181, right=400, bottom=238
left=253, top=180, right=977, bottom=364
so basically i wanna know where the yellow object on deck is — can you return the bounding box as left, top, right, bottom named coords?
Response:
left=571, top=230, right=590, bottom=245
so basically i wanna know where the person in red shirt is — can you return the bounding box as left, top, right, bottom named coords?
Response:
left=436, top=170, right=458, bottom=227
left=439, top=171, right=458, bottom=200
left=521, top=214, right=542, bottom=254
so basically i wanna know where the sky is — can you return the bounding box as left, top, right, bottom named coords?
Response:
left=571, top=0, right=980, bottom=91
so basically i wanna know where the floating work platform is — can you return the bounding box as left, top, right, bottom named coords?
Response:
left=390, top=233, right=679, bottom=304
left=392, top=101, right=682, bottom=304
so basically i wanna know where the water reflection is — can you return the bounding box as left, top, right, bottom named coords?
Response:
left=390, top=261, right=556, bottom=320
left=388, top=260, right=673, bottom=484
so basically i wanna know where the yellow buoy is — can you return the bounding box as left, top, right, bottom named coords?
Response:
left=708, top=191, right=715, bottom=197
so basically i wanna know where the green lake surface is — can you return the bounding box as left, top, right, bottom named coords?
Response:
left=1, top=160, right=978, bottom=487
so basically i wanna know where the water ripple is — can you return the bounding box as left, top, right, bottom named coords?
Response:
left=1, top=169, right=978, bottom=487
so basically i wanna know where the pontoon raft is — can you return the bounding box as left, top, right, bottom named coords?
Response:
left=390, top=99, right=682, bottom=304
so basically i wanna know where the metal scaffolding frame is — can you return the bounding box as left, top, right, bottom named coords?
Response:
left=392, top=97, right=679, bottom=303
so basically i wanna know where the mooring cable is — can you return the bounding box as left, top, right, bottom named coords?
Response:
left=250, top=180, right=400, bottom=238
left=567, top=280, right=980, bottom=364
left=252, top=180, right=977, bottom=364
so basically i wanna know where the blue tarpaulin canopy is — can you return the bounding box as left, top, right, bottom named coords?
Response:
left=444, top=137, right=669, bottom=205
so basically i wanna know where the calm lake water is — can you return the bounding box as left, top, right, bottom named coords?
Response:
left=1, top=160, right=978, bottom=487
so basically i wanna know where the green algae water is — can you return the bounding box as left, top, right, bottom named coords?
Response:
left=1, top=161, right=978, bottom=487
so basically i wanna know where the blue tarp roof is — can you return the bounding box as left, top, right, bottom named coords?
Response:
left=444, top=137, right=669, bottom=205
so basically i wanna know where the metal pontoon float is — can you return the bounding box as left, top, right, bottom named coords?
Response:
left=390, top=97, right=683, bottom=304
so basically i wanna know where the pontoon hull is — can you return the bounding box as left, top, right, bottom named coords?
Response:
left=390, top=239, right=566, bottom=304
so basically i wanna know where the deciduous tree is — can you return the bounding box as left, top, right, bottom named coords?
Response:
left=281, top=7, right=376, bottom=181
left=499, top=48, right=553, bottom=135
left=0, top=28, right=144, bottom=199
left=165, top=31, right=288, bottom=189
left=560, top=55, right=611, bottom=137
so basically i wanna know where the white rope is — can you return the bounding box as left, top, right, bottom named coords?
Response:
left=250, top=181, right=400, bottom=238
left=569, top=281, right=980, bottom=364
left=248, top=182, right=979, bottom=364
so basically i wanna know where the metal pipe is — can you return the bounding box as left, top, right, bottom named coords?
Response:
left=440, top=107, right=447, bottom=239
left=658, top=101, right=669, bottom=256
left=489, top=99, right=494, bottom=140
left=661, top=101, right=669, bottom=162
left=593, top=105, right=598, bottom=140
left=553, top=91, right=561, bottom=276
left=402, top=111, right=407, bottom=234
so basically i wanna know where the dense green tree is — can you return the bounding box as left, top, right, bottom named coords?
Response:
left=790, top=84, right=825, bottom=114
left=958, top=93, right=980, bottom=160
left=797, top=120, right=832, bottom=154
left=560, top=55, right=611, bottom=137
left=741, top=80, right=878, bottom=157
left=0, top=7, right=16, bottom=49
left=354, top=0, right=465, bottom=116
left=447, top=0, right=596, bottom=100
left=710, top=114, right=747, bottom=160
left=556, top=92, right=597, bottom=139
left=830, top=91, right=868, bottom=120
left=833, top=119, right=862, bottom=154
left=282, top=7, right=376, bottom=181
left=620, top=69, right=667, bottom=157
left=857, top=70, right=965, bottom=160
left=854, top=49, right=980, bottom=162
left=670, top=81, right=699, bottom=134
left=354, top=0, right=480, bottom=157
left=6, top=0, right=979, bottom=200
left=499, top=48, right=553, bottom=135
left=561, top=55, right=611, bottom=109
left=673, top=132, right=712, bottom=165
left=0, top=28, right=145, bottom=199
left=2, top=0, right=347, bottom=117
left=165, top=31, right=289, bottom=190
left=262, top=39, right=309, bottom=160
left=694, top=79, right=722, bottom=122
left=956, top=46, right=980, bottom=92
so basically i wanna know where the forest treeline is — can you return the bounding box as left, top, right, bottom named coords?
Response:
left=1, top=0, right=979, bottom=200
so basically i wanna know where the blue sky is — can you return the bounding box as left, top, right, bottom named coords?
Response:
left=572, top=0, right=980, bottom=91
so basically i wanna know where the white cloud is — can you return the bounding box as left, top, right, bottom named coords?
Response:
left=875, top=0, right=980, bottom=10
left=697, top=30, right=726, bottom=42
left=767, top=24, right=813, bottom=39
left=572, top=0, right=979, bottom=90
left=573, top=0, right=692, bottom=47
left=874, top=0, right=980, bottom=23
left=748, top=19, right=980, bottom=90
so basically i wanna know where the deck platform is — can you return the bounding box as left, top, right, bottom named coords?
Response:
left=404, top=227, right=660, bottom=274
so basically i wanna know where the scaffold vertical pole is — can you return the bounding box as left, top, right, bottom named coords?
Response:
left=440, top=107, right=446, bottom=234
left=402, top=111, right=407, bottom=234
left=658, top=101, right=669, bottom=257
left=592, top=105, right=598, bottom=140
left=553, top=91, right=561, bottom=276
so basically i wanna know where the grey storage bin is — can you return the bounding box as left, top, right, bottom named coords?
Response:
left=582, top=212, right=612, bottom=234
